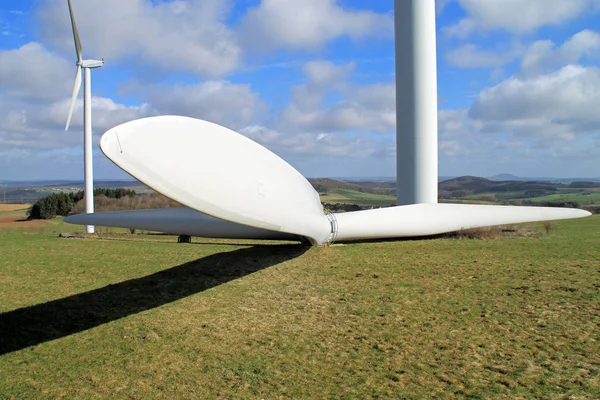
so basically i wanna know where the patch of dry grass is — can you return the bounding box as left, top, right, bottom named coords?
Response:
left=0, top=204, right=30, bottom=212
left=444, top=225, right=543, bottom=239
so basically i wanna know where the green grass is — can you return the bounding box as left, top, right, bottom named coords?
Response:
left=527, top=190, right=600, bottom=205
left=463, top=189, right=600, bottom=206
left=321, top=188, right=396, bottom=206
left=0, top=209, right=131, bottom=236
left=439, top=198, right=497, bottom=205
left=0, top=215, right=599, bottom=398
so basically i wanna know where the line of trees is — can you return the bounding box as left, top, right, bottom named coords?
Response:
left=27, top=193, right=74, bottom=220
left=27, top=189, right=137, bottom=220
left=69, top=188, right=137, bottom=202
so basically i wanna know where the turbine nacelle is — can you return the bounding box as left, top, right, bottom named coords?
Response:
left=65, top=0, right=104, bottom=131
left=80, top=59, right=104, bottom=69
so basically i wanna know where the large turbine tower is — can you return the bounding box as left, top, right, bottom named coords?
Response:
left=64, top=0, right=104, bottom=234
left=395, top=0, right=438, bottom=205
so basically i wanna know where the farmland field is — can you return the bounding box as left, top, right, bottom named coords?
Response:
left=321, top=188, right=396, bottom=206
left=0, top=204, right=30, bottom=212
left=527, top=190, right=600, bottom=205
left=0, top=211, right=598, bottom=398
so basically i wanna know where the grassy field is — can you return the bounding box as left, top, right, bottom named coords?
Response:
left=321, top=188, right=396, bottom=206
left=462, top=189, right=600, bottom=207
left=0, top=207, right=131, bottom=235
left=320, top=187, right=600, bottom=208
left=528, top=190, right=600, bottom=205
left=0, top=211, right=599, bottom=398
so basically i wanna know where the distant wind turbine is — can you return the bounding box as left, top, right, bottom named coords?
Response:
left=64, top=0, right=104, bottom=234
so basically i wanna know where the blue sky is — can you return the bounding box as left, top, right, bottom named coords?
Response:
left=1, top=0, right=599, bottom=181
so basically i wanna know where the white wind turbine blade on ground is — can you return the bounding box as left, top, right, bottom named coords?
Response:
left=65, top=207, right=305, bottom=241
left=64, top=116, right=590, bottom=245
left=332, top=203, right=590, bottom=242
left=97, top=116, right=332, bottom=245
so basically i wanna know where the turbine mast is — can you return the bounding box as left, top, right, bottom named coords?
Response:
left=84, top=67, right=94, bottom=231
left=394, top=0, right=438, bottom=205
left=65, top=0, right=103, bottom=234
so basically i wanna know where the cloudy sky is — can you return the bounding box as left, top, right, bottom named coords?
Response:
left=1, top=0, right=599, bottom=181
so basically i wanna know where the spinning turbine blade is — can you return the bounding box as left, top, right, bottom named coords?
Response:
left=66, top=0, right=82, bottom=63
left=98, top=116, right=332, bottom=245
left=65, top=65, right=82, bottom=131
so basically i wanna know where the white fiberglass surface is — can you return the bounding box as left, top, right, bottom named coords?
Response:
left=65, top=207, right=301, bottom=240
left=333, top=203, right=591, bottom=241
left=99, top=116, right=330, bottom=245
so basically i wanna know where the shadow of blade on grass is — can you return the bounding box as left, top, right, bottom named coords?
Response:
left=0, top=244, right=307, bottom=355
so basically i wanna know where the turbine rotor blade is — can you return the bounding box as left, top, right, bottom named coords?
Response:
left=66, top=0, right=82, bottom=63
left=99, top=116, right=332, bottom=245
left=333, top=203, right=591, bottom=242
left=65, top=65, right=82, bottom=131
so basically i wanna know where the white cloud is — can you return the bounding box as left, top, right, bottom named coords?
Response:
left=238, top=0, right=392, bottom=51
left=277, top=61, right=395, bottom=133
left=438, top=109, right=488, bottom=157
left=283, top=61, right=354, bottom=113
left=37, top=0, right=240, bottom=77
left=142, top=81, right=268, bottom=130
left=61, top=98, right=155, bottom=134
left=0, top=77, right=266, bottom=150
left=302, top=60, right=355, bottom=88
left=0, top=94, right=153, bottom=150
left=436, top=0, right=453, bottom=16
left=0, top=42, right=150, bottom=150
left=293, top=83, right=396, bottom=132
left=445, top=43, right=521, bottom=68
left=446, top=0, right=599, bottom=37
left=470, top=65, right=600, bottom=138
left=0, top=42, right=72, bottom=101
left=436, top=106, right=600, bottom=177
left=520, top=30, right=600, bottom=77
left=240, top=125, right=383, bottom=158
left=0, top=37, right=269, bottom=150
left=234, top=60, right=397, bottom=160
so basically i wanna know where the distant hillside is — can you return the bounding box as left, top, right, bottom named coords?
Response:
left=439, top=176, right=561, bottom=194
left=1, top=180, right=143, bottom=189
left=488, top=174, right=528, bottom=181
left=308, top=178, right=385, bottom=195
left=487, top=174, right=600, bottom=183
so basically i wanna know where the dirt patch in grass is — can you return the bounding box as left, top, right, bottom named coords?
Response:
left=0, top=204, right=30, bottom=212
left=0, top=215, right=49, bottom=227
